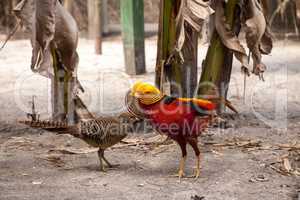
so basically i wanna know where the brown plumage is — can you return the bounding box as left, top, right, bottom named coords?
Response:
left=19, top=95, right=138, bottom=171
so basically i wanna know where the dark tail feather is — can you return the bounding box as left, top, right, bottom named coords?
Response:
left=206, top=97, right=238, bottom=114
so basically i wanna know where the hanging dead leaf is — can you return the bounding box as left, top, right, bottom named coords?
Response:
left=243, top=0, right=273, bottom=79
left=173, top=0, right=214, bottom=61
left=13, top=0, right=80, bottom=89
left=214, top=0, right=250, bottom=75
left=13, top=0, right=34, bottom=33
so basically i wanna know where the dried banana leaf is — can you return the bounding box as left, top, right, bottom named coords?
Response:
left=13, top=0, right=34, bottom=33
left=243, top=0, right=273, bottom=78
left=214, top=0, right=250, bottom=75
left=13, top=0, right=79, bottom=78
left=214, top=0, right=273, bottom=78
left=174, top=0, right=214, bottom=61
left=13, top=0, right=82, bottom=122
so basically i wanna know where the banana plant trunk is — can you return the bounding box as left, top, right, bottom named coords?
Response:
left=155, top=0, right=198, bottom=98
left=268, top=0, right=299, bottom=35
left=63, top=0, right=72, bottom=13
left=197, top=0, right=240, bottom=113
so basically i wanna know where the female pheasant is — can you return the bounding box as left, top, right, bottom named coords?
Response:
left=20, top=96, right=138, bottom=171
left=127, top=82, right=217, bottom=179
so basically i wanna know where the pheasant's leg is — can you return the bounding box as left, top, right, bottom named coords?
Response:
left=101, top=151, right=120, bottom=168
left=97, top=149, right=106, bottom=171
left=194, top=154, right=201, bottom=178
left=178, top=155, right=187, bottom=179
left=187, top=138, right=201, bottom=178
left=174, top=138, right=187, bottom=180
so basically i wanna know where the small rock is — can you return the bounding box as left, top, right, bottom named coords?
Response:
left=137, top=183, right=144, bottom=187
left=191, top=195, right=205, bottom=200
left=32, top=181, right=43, bottom=185
left=249, top=174, right=269, bottom=183
left=280, top=184, right=290, bottom=188
left=66, top=141, right=72, bottom=147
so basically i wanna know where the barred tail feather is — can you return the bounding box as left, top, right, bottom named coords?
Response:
left=18, top=120, right=80, bottom=136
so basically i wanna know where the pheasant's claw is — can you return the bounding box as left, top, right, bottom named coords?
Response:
left=107, top=164, right=120, bottom=169
left=187, top=168, right=201, bottom=179
left=186, top=155, right=201, bottom=179
left=194, top=169, right=201, bottom=179
left=99, top=166, right=107, bottom=172
left=168, top=170, right=185, bottom=182
left=178, top=170, right=185, bottom=181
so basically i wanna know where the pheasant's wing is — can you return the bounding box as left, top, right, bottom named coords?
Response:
left=81, top=117, right=127, bottom=138
left=177, top=97, right=216, bottom=115
left=80, top=118, right=127, bottom=148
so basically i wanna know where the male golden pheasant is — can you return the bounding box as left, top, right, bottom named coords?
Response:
left=127, top=82, right=217, bottom=179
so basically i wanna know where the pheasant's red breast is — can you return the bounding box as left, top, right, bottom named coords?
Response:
left=139, top=97, right=214, bottom=137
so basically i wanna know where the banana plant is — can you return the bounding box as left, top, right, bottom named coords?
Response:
left=155, top=0, right=213, bottom=98
left=197, top=0, right=273, bottom=112
left=13, top=0, right=84, bottom=123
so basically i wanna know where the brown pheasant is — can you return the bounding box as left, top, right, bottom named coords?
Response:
left=19, top=96, right=138, bottom=171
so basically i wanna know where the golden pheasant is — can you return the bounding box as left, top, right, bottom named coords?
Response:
left=126, top=82, right=218, bottom=179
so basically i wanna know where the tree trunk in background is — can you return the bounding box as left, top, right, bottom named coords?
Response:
left=88, top=0, right=102, bottom=54
left=94, top=0, right=102, bottom=54
left=197, top=0, right=240, bottom=113
left=155, top=0, right=198, bottom=98
left=88, top=0, right=94, bottom=39
left=102, top=0, right=109, bottom=34
left=120, top=0, right=146, bottom=75
left=5, top=0, right=13, bottom=34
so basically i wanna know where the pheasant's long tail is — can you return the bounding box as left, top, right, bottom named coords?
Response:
left=18, top=120, right=77, bottom=135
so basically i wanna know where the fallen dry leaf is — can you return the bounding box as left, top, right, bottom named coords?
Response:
left=32, top=181, right=43, bottom=185
left=49, top=147, right=98, bottom=154
left=283, top=158, right=292, bottom=172
left=249, top=174, right=269, bottom=183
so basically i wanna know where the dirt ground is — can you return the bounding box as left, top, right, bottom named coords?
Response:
left=0, top=37, right=299, bottom=200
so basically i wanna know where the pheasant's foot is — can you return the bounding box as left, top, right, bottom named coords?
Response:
left=106, top=164, right=120, bottom=169
left=188, top=155, right=201, bottom=179
left=186, top=168, right=201, bottom=179
left=178, top=169, right=185, bottom=181
left=168, top=156, right=186, bottom=181
left=177, top=156, right=187, bottom=181
left=102, top=156, right=119, bottom=169
left=194, top=167, right=201, bottom=179
left=99, top=164, right=107, bottom=172
left=168, top=170, right=185, bottom=180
